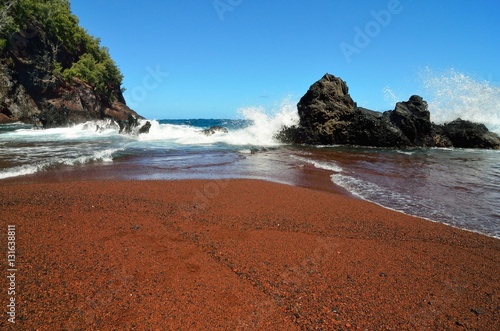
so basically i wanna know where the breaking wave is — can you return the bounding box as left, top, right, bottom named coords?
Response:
left=141, top=98, right=299, bottom=146
left=0, top=148, right=121, bottom=180
left=0, top=98, right=300, bottom=179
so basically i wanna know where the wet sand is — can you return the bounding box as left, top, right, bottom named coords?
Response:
left=0, top=179, right=499, bottom=330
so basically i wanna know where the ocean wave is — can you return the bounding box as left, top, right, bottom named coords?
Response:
left=0, top=148, right=121, bottom=180
left=0, top=163, right=48, bottom=180
left=139, top=98, right=300, bottom=146
left=2, top=96, right=300, bottom=148
left=290, top=155, right=343, bottom=173
left=0, top=121, right=121, bottom=142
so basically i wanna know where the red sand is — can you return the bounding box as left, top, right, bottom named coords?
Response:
left=0, top=179, right=499, bottom=330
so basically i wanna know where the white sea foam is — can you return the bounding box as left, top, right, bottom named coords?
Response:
left=233, top=98, right=300, bottom=145
left=137, top=121, right=201, bottom=142
left=0, top=122, right=120, bottom=143
left=331, top=172, right=500, bottom=239
left=0, top=147, right=122, bottom=179
left=2, top=98, right=300, bottom=148
left=331, top=173, right=402, bottom=202
left=0, top=163, right=48, bottom=180
left=329, top=172, right=453, bottom=222
left=290, top=155, right=343, bottom=173
left=62, top=148, right=119, bottom=165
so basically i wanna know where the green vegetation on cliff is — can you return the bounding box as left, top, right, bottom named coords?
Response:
left=0, top=0, right=123, bottom=101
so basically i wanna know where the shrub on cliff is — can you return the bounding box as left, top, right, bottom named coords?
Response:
left=62, top=51, right=123, bottom=101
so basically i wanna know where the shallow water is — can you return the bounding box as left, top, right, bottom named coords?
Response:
left=293, top=146, right=500, bottom=238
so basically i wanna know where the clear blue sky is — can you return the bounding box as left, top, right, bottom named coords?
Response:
left=71, top=0, right=499, bottom=119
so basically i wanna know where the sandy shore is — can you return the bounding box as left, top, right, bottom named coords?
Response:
left=0, top=179, right=499, bottom=330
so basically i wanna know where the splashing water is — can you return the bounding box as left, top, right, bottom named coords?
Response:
left=383, top=86, right=400, bottom=107
left=420, top=67, right=500, bottom=134
left=234, top=98, right=299, bottom=145
left=139, top=98, right=300, bottom=146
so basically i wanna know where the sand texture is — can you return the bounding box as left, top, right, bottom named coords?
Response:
left=0, top=179, right=499, bottom=330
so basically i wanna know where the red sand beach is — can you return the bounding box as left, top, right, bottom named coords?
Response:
left=0, top=179, right=499, bottom=330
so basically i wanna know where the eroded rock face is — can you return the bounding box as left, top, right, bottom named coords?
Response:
left=0, top=22, right=142, bottom=128
left=279, top=73, right=500, bottom=149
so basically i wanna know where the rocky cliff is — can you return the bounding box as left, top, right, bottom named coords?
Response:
left=279, top=73, right=500, bottom=149
left=0, top=1, right=142, bottom=128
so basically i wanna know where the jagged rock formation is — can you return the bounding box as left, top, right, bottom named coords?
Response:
left=278, top=73, right=500, bottom=149
left=0, top=2, right=142, bottom=128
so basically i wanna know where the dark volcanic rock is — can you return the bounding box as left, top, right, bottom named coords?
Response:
left=442, top=119, right=500, bottom=149
left=202, top=126, right=229, bottom=136
left=387, top=95, right=433, bottom=146
left=297, top=73, right=356, bottom=128
left=118, top=114, right=138, bottom=134
left=279, top=73, right=500, bottom=149
left=118, top=115, right=151, bottom=135
left=430, top=125, right=454, bottom=148
left=138, top=121, right=152, bottom=135
left=289, top=73, right=407, bottom=147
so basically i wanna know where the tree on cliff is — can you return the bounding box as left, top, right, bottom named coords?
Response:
left=0, top=0, right=123, bottom=101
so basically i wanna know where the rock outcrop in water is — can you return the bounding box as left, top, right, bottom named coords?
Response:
left=0, top=1, right=143, bottom=129
left=202, top=126, right=229, bottom=136
left=117, top=114, right=151, bottom=135
left=441, top=119, right=500, bottom=149
left=278, top=73, right=500, bottom=149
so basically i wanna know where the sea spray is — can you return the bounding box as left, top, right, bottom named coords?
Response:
left=137, top=121, right=203, bottom=142
left=232, top=98, right=299, bottom=146
left=420, top=67, right=500, bottom=134
left=383, top=86, right=400, bottom=107
left=139, top=98, right=300, bottom=146
left=382, top=68, right=500, bottom=135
